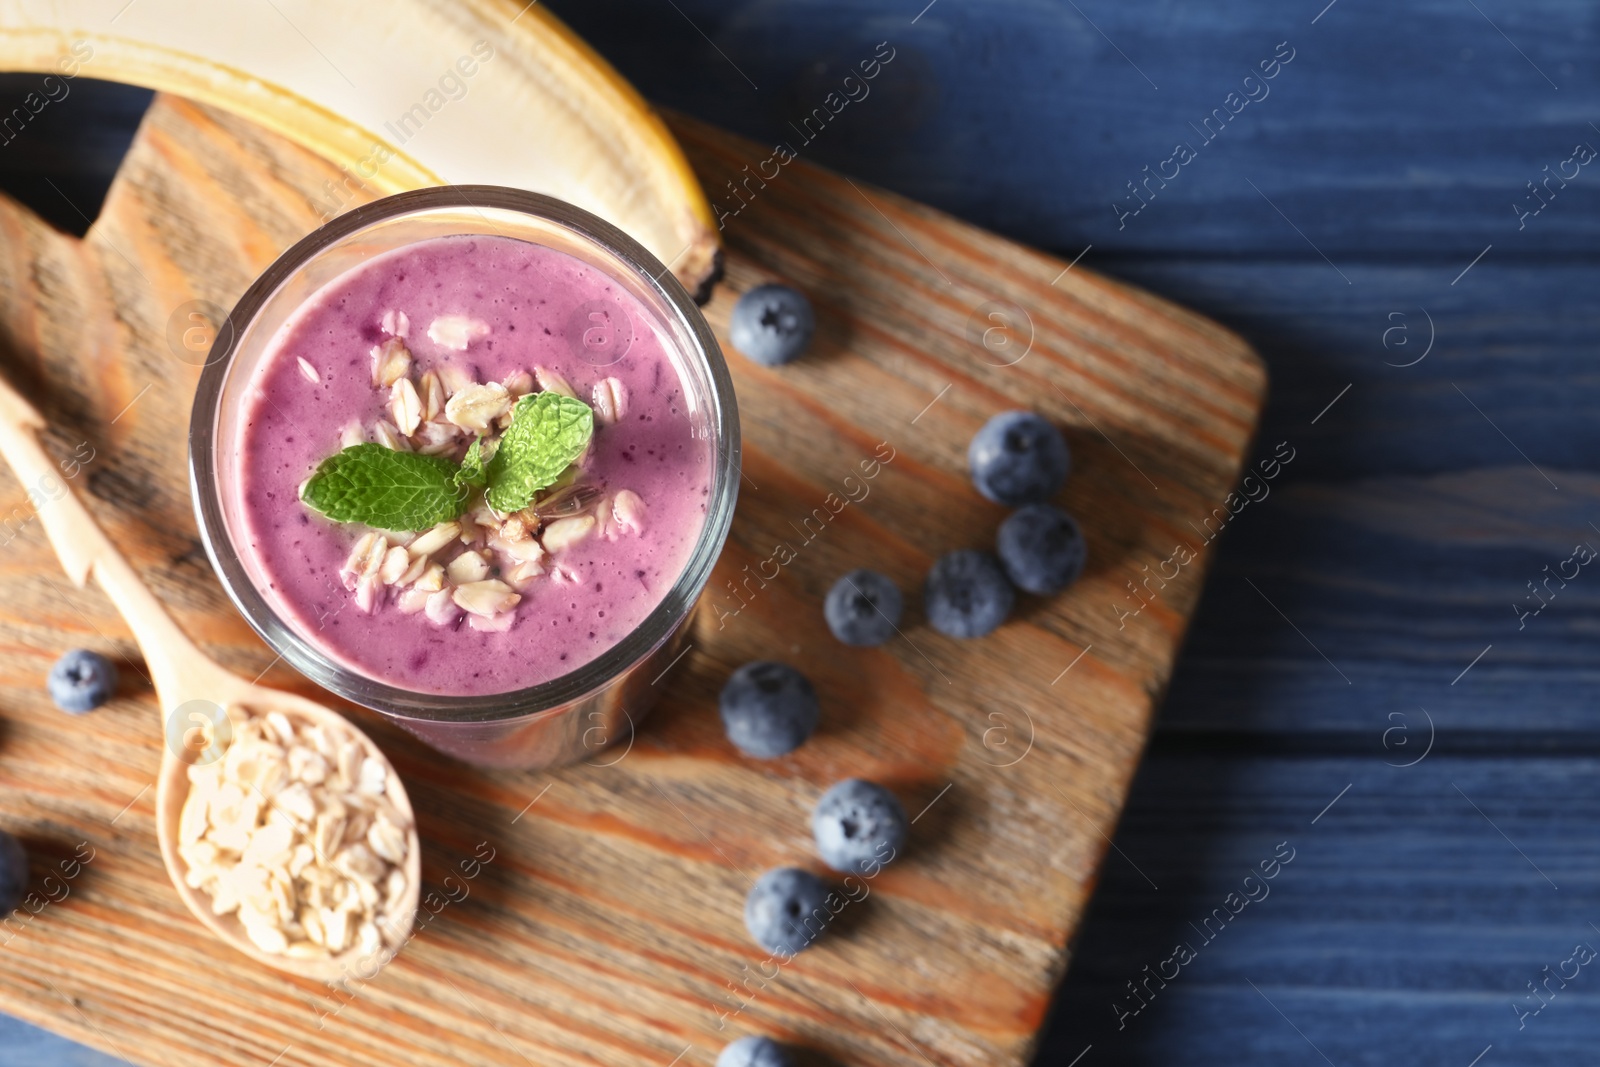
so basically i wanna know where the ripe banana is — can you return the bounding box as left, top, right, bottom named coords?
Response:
left=0, top=0, right=720, bottom=297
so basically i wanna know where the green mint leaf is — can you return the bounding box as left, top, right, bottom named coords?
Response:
left=485, top=392, right=594, bottom=512
left=301, top=443, right=465, bottom=531
left=455, top=436, right=491, bottom=490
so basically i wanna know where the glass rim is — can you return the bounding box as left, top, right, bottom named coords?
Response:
left=188, top=186, right=739, bottom=724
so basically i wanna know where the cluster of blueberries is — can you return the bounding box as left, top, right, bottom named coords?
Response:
left=716, top=284, right=1087, bottom=1067
left=817, top=409, right=1085, bottom=645
left=717, top=663, right=908, bottom=944
left=715, top=663, right=908, bottom=1067
left=729, top=282, right=1088, bottom=643
left=929, top=409, right=1085, bottom=634
left=0, top=650, right=121, bottom=914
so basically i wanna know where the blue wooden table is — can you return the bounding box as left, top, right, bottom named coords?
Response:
left=4, top=1, right=1598, bottom=1063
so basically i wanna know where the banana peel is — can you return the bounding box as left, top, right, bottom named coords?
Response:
left=0, top=0, right=721, bottom=298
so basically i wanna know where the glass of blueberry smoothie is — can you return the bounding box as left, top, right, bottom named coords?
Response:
left=190, top=187, right=738, bottom=768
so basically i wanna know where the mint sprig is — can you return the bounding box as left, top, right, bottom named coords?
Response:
left=300, top=443, right=466, bottom=531
left=301, top=392, right=594, bottom=530
left=455, top=436, right=491, bottom=490
left=485, top=393, right=594, bottom=512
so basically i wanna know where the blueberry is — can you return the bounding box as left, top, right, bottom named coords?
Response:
left=719, top=662, right=819, bottom=758
left=729, top=284, right=815, bottom=366
left=823, top=569, right=902, bottom=647
left=967, top=410, right=1069, bottom=506
left=813, top=779, right=908, bottom=875
left=924, top=550, right=1015, bottom=639
left=997, top=504, right=1087, bottom=595
left=744, top=867, right=831, bottom=955
left=0, top=830, right=26, bottom=913
left=716, top=1036, right=792, bottom=1067
left=47, top=649, right=117, bottom=714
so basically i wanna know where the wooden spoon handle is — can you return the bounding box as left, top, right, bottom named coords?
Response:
left=0, top=374, right=217, bottom=701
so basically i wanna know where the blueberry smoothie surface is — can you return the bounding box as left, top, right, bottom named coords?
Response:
left=230, top=234, right=711, bottom=696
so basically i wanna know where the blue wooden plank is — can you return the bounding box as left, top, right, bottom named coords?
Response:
left=546, top=0, right=1600, bottom=259
left=0, top=1015, right=124, bottom=1066
left=0, top=75, right=153, bottom=236
left=1041, top=753, right=1600, bottom=1066
left=1091, top=260, right=1600, bottom=736
left=1112, top=261, right=1600, bottom=479
left=1158, top=471, right=1600, bottom=735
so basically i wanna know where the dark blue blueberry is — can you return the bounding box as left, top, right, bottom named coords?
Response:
left=813, top=779, right=908, bottom=875
left=997, top=504, right=1087, bottom=595
left=719, top=662, right=819, bottom=758
left=0, top=830, right=26, bottom=913
left=729, top=284, right=815, bottom=366
left=967, top=410, right=1069, bottom=506
left=924, top=550, right=1014, bottom=639
left=823, top=569, right=902, bottom=647
left=716, top=1036, right=791, bottom=1067
left=47, top=649, right=117, bottom=714
left=744, top=867, right=831, bottom=955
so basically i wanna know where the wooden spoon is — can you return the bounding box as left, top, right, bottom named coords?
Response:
left=0, top=375, right=420, bottom=980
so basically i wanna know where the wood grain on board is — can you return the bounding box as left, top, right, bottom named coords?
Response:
left=0, top=95, right=1262, bottom=1067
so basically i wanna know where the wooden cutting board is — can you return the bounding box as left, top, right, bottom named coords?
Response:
left=0, top=96, right=1263, bottom=1067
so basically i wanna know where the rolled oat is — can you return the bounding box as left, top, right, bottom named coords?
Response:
left=177, top=706, right=412, bottom=964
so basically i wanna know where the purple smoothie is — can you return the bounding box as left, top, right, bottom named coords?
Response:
left=227, top=235, right=711, bottom=695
